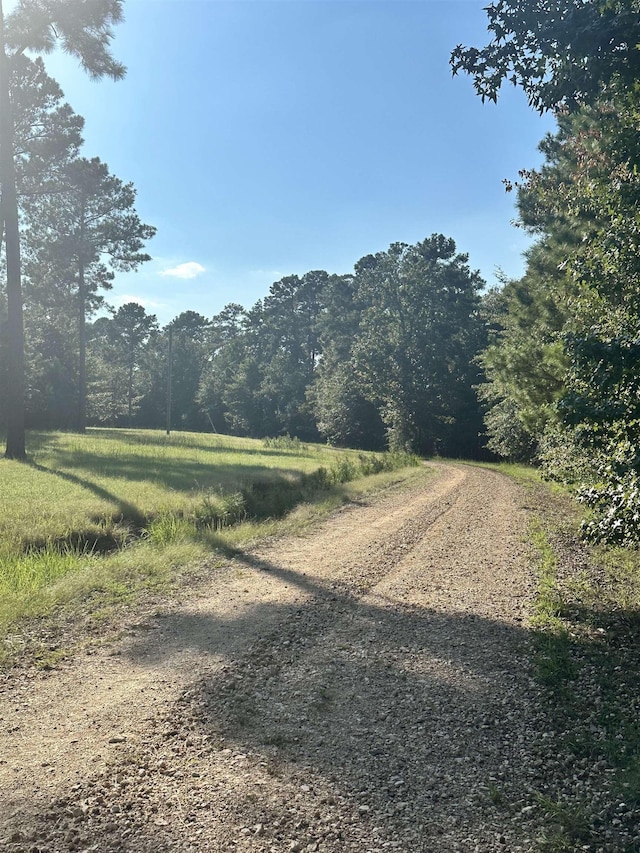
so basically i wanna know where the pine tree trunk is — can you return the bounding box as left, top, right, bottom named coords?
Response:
left=0, top=1, right=26, bottom=460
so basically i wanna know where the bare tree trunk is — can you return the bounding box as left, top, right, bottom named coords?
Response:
left=0, top=0, right=26, bottom=460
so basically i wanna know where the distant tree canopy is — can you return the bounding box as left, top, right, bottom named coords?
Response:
left=195, top=236, right=486, bottom=456
left=3, top=231, right=488, bottom=458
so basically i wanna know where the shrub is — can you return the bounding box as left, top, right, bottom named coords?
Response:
left=145, top=515, right=194, bottom=546
left=262, top=435, right=306, bottom=451
left=194, top=491, right=246, bottom=530
left=578, top=470, right=640, bottom=546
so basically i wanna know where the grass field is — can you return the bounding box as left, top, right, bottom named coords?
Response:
left=0, top=428, right=420, bottom=661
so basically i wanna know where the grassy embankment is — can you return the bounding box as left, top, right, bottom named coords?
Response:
left=489, top=462, right=640, bottom=852
left=0, top=428, right=421, bottom=664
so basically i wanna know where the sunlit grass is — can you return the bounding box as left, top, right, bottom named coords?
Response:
left=0, top=428, right=387, bottom=551
left=469, top=459, right=573, bottom=495
left=0, top=428, right=422, bottom=660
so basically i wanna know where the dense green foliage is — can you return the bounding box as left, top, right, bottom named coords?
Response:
left=451, top=0, right=640, bottom=112
left=457, top=0, right=640, bottom=543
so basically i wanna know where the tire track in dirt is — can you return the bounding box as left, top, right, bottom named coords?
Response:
left=0, top=463, right=545, bottom=852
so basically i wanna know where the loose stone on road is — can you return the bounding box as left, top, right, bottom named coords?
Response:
left=0, top=463, right=545, bottom=852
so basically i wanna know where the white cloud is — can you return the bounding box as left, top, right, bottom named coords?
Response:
left=160, top=261, right=206, bottom=280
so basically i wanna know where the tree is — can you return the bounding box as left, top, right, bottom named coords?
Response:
left=200, top=274, right=330, bottom=440
left=196, top=303, right=247, bottom=433
left=463, top=12, right=640, bottom=536
left=310, top=359, right=386, bottom=450
left=257, top=271, right=328, bottom=439
left=88, top=302, right=158, bottom=426
left=450, top=0, right=640, bottom=112
left=30, top=156, right=155, bottom=431
left=11, top=55, right=84, bottom=197
left=114, top=302, right=158, bottom=426
left=0, top=55, right=83, bottom=429
left=165, top=311, right=211, bottom=432
left=0, top=0, right=125, bottom=459
left=477, top=260, right=571, bottom=462
left=351, top=236, right=485, bottom=455
left=310, top=272, right=386, bottom=449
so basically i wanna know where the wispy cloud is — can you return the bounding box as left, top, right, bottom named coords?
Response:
left=114, top=294, right=166, bottom=310
left=249, top=268, right=283, bottom=279
left=247, top=268, right=284, bottom=285
left=160, top=261, right=206, bottom=280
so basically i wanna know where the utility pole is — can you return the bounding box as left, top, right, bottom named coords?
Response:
left=165, top=325, right=173, bottom=435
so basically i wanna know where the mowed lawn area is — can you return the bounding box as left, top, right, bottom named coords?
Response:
left=0, top=428, right=418, bottom=658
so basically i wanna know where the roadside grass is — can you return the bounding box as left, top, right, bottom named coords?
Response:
left=472, top=459, right=572, bottom=494
left=0, top=428, right=422, bottom=664
left=492, top=461, right=640, bottom=852
left=528, top=520, right=577, bottom=692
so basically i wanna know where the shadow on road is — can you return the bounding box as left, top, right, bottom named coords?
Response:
left=103, top=544, right=539, bottom=851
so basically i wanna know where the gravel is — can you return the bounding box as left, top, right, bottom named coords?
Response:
left=0, top=462, right=603, bottom=852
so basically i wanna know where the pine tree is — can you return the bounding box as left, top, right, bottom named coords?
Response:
left=0, top=0, right=125, bottom=458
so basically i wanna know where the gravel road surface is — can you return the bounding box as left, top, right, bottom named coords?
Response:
left=0, top=462, right=549, bottom=853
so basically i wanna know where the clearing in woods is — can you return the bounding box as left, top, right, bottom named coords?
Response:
left=1, top=462, right=549, bottom=852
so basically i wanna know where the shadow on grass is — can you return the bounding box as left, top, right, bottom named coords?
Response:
left=533, top=601, right=640, bottom=770
left=20, top=460, right=348, bottom=555
left=27, top=461, right=147, bottom=538
left=27, top=427, right=321, bottom=461
left=34, top=446, right=309, bottom=495
left=87, top=427, right=320, bottom=459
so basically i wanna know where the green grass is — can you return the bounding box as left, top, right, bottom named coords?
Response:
left=528, top=519, right=577, bottom=689
left=0, top=428, right=421, bottom=662
left=470, top=459, right=573, bottom=495
left=493, top=463, right=640, bottom=851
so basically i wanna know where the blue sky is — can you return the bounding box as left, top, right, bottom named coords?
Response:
left=42, top=0, right=555, bottom=326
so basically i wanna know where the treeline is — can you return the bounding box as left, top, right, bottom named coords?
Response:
left=0, top=1, right=489, bottom=460
left=9, top=0, right=640, bottom=534
left=3, top=234, right=487, bottom=458
left=453, top=0, right=640, bottom=543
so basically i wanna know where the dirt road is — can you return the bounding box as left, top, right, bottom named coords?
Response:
left=0, top=462, right=547, bottom=852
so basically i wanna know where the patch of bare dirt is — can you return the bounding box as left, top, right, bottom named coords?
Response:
left=0, top=463, right=551, bottom=852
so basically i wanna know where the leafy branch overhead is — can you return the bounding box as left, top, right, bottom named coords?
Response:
left=450, top=0, right=640, bottom=112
